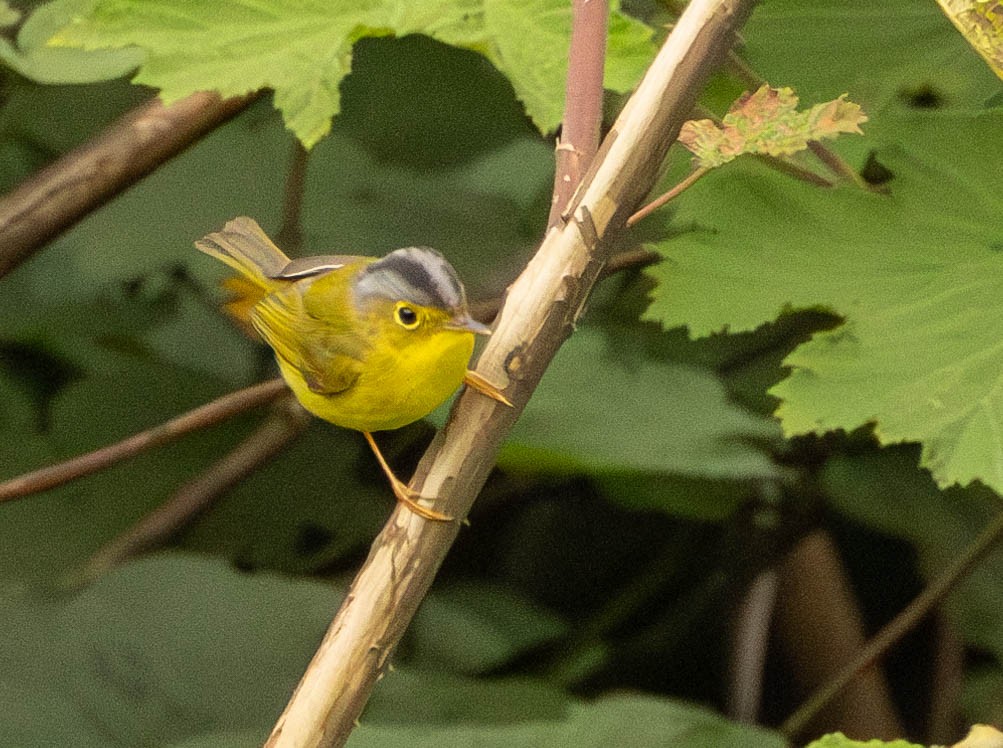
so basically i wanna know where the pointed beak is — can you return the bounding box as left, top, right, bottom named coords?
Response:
left=447, top=313, right=492, bottom=336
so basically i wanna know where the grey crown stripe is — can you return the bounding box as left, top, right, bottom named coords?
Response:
left=354, top=247, right=466, bottom=311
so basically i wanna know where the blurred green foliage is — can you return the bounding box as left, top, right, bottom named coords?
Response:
left=2, top=0, right=1002, bottom=745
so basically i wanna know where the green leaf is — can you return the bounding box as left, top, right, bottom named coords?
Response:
left=364, top=669, right=570, bottom=727
left=645, top=112, right=1003, bottom=492
left=0, top=0, right=19, bottom=27
left=679, top=86, right=867, bottom=169
left=594, top=474, right=753, bottom=522
left=0, top=555, right=575, bottom=743
left=822, top=447, right=1003, bottom=662
left=962, top=673, right=1003, bottom=730
left=406, top=581, right=566, bottom=674
left=0, top=554, right=338, bottom=745
left=0, top=0, right=143, bottom=83
left=804, top=733, right=925, bottom=748
left=177, top=421, right=390, bottom=575
left=741, top=0, right=1002, bottom=117
left=0, top=349, right=261, bottom=585
left=49, top=0, right=655, bottom=147
left=604, top=9, right=659, bottom=93
left=166, top=733, right=264, bottom=748
left=502, top=328, right=780, bottom=482
left=352, top=695, right=787, bottom=747
left=479, top=0, right=654, bottom=131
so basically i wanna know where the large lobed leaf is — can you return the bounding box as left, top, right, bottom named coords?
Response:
left=644, top=0, right=1003, bottom=494
left=0, top=0, right=142, bottom=84
left=646, top=111, right=1003, bottom=493
left=0, top=554, right=785, bottom=747
left=502, top=328, right=781, bottom=483
left=50, top=0, right=655, bottom=148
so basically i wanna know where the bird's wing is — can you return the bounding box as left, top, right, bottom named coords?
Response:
left=251, top=277, right=367, bottom=395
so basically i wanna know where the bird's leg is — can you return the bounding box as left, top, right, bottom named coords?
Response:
left=363, top=431, right=453, bottom=521
left=463, top=370, right=513, bottom=407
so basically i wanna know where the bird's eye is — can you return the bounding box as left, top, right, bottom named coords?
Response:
left=395, top=303, right=420, bottom=329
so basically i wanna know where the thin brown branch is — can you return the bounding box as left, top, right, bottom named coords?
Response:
left=603, top=245, right=661, bottom=275
left=70, top=395, right=309, bottom=588
left=547, top=0, right=608, bottom=229
left=627, top=165, right=709, bottom=226
left=0, top=378, right=286, bottom=503
left=781, top=510, right=1003, bottom=740
left=264, top=2, right=757, bottom=745
left=0, top=91, right=256, bottom=279
left=807, top=139, right=867, bottom=187
left=276, top=140, right=310, bottom=252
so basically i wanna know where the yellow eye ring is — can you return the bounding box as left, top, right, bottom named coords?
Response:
left=394, top=302, right=420, bottom=329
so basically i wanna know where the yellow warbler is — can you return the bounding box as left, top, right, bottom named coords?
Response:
left=196, top=217, right=507, bottom=520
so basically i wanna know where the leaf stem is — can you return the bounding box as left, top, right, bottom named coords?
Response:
left=626, top=166, right=708, bottom=226
left=807, top=140, right=867, bottom=189
left=277, top=140, right=310, bottom=252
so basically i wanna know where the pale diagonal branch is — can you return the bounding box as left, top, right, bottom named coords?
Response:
left=264, top=2, right=757, bottom=746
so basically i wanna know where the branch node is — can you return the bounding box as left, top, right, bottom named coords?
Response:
left=575, top=205, right=600, bottom=253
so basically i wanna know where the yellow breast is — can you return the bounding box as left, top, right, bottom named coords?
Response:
left=279, top=327, right=475, bottom=433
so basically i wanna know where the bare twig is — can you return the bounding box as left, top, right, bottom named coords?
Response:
left=276, top=140, right=310, bottom=252
left=70, top=394, right=309, bottom=588
left=0, top=378, right=286, bottom=503
left=627, top=165, right=708, bottom=226
left=807, top=139, right=867, bottom=188
left=0, top=91, right=256, bottom=279
left=548, top=0, right=608, bottom=229
left=781, top=512, right=1003, bottom=739
left=264, top=2, right=756, bottom=745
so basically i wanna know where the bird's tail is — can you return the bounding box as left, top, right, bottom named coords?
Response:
left=196, top=217, right=292, bottom=336
left=195, top=217, right=291, bottom=290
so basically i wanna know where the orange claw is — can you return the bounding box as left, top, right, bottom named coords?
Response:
left=463, top=370, right=513, bottom=407
left=362, top=431, right=453, bottom=521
